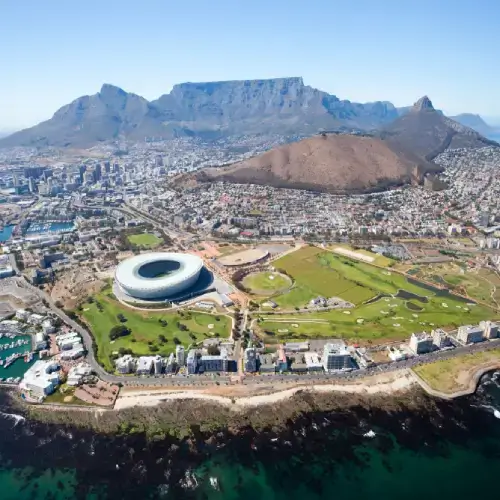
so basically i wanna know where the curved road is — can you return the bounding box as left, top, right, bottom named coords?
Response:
left=22, top=270, right=500, bottom=388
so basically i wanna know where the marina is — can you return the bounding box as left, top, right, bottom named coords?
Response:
left=0, top=224, right=15, bottom=243
left=0, top=334, right=36, bottom=381
left=25, top=221, right=75, bottom=236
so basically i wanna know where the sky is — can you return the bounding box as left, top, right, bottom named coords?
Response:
left=1, top=0, right=499, bottom=131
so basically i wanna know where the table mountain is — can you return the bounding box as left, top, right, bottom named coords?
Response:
left=0, top=78, right=401, bottom=148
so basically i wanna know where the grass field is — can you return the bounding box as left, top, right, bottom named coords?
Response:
left=408, top=262, right=500, bottom=308
left=127, top=233, right=163, bottom=248
left=257, top=246, right=496, bottom=345
left=272, top=246, right=429, bottom=308
left=79, top=290, right=231, bottom=372
left=413, top=349, right=500, bottom=394
left=257, top=292, right=493, bottom=344
left=242, top=271, right=291, bottom=296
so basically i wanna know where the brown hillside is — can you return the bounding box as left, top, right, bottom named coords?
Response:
left=194, top=133, right=428, bottom=193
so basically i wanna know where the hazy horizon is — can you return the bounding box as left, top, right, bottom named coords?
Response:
left=1, top=0, right=500, bottom=131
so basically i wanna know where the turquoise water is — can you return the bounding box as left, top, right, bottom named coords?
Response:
left=0, top=225, right=15, bottom=242
left=0, top=335, right=35, bottom=379
left=1, top=372, right=500, bottom=499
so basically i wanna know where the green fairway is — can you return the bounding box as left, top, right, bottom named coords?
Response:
left=242, top=271, right=291, bottom=295
left=79, top=290, right=231, bottom=372
left=258, top=292, right=494, bottom=344
left=257, top=245, right=496, bottom=345
left=127, top=232, right=163, bottom=248
left=271, top=246, right=420, bottom=308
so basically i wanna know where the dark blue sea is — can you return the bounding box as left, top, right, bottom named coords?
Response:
left=2, top=372, right=500, bottom=499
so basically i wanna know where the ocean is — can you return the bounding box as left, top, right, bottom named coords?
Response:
left=2, top=373, right=500, bottom=499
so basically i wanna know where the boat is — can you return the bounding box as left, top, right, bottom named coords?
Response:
left=209, top=477, right=219, bottom=490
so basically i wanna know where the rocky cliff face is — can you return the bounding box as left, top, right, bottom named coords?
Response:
left=0, top=78, right=401, bottom=148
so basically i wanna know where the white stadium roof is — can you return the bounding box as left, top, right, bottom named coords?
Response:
left=115, top=252, right=204, bottom=299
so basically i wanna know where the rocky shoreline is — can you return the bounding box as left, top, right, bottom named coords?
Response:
left=1, top=377, right=500, bottom=499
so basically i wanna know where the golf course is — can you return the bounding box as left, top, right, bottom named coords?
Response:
left=78, top=288, right=231, bottom=372
left=257, top=246, right=496, bottom=344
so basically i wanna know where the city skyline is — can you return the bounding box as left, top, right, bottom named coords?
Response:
left=1, top=0, right=500, bottom=131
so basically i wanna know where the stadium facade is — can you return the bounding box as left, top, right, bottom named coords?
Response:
left=115, top=252, right=204, bottom=300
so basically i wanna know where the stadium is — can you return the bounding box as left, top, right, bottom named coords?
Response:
left=114, top=252, right=204, bottom=300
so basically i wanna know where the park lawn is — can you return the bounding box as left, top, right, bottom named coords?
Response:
left=243, top=271, right=291, bottom=295
left=127, top=232, right=163, bottom=248
left=257, top=293, right=495, bottom=345
left=79, top=292, right=231, bottom=372
left=413, top=349, right=500, bottom=394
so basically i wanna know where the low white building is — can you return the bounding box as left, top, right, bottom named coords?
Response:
left=137, top=356, right=156, bottom=375
left=28, top=313, right=45, bottom=325
left=35, top=331, right=48, bottom=350
left=304, top=351, right=323, bottom=371
left=19, top=360, right=60, bottom=397
left=409, top=332, right=434, bottom=354
left=115, top=354, right=135, bottom=374
left=457, top=325, right=484, bottom=344
left=60, top=345, right=85, bottom=360
left=42, top=319, right=55, bottom=334
left=67, top=363, right=92, bottom=386
left=15, top=309, right=30, bottom=321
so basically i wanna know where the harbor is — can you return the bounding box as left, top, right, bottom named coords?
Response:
left=0, top=334, right=36, bottom=382
left=0, top=224, right=15, bottom=243
left=25, top=221, right=75, bottom=236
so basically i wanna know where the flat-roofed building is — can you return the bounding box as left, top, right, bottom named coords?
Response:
left=244, top=347, right=257, bottom=373
left=116, top=354, right=135, bottom=374
left=136, top=356, right=155, bottom=375
left=480, top=321, right=499, bottom=340
left=432, top=329, right=452, bottom=349
left=258, top=353, right=276, bottom=373
left=165, top=353, right=176, bottom=373
left=409, top=332, right=434, bottom=354
left=176, top=345, right=185, bottom=366
left=284, top=341, right=310, bottom=352
left=187, top=350, right=198, bottom=374
left=304, top=352, right=323, bottom=372
left=323, top=342, right=352, bottom=372
left=458, top=325, right=484, bottom=344
left=200, top=348, right=228, bottom=372
left=19, top=360, right=60, bottom=397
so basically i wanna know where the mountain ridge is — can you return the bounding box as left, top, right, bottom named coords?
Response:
left=0, top=78, right=401, bottom=148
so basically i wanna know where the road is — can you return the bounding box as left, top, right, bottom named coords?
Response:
left=14, top=267, right=500, bottom=387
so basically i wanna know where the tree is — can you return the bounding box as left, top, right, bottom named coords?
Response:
left=109, top=324, right=131, bottom=340
left=173, top=337, right=181, bottom=345
left=54, top=300, right=64, bottom=309
left=178, top=323, right=188, bottom=332
left=158, top=334, right=167, bottom=343
left=207, top=345, right=220, bottom=356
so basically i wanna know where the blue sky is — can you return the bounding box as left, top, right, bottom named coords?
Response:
left=1, top=0, right=499, bottom=130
